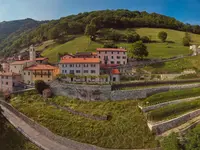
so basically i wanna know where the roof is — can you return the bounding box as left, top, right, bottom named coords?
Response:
left=10, top=60, right=33, bottom=65
left=100, top=64, right=120, bottom=69
left=112, top=69, right=120, bottom=75
left=92, top=52, right=97, bottom=56
left=96, top=48, right=127, bottom=52
left=60, top=58, right=100, bottom=64
left=0, top=72, right=20, bottom=76
left=35, top=57, right=48, bottom=61
left=25, top=64, right=58, bottom=70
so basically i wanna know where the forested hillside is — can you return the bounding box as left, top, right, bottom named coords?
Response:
left=1, top=9, right=200, bottom=57
left=0, top=18, right=47, bottom=57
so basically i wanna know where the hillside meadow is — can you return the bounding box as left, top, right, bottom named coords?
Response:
left=39, top=28, right=200, bottom=63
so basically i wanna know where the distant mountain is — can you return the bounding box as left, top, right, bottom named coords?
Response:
left=0, top=18, right=48, bottom=57
left=1, top=9, right=200, bottom=57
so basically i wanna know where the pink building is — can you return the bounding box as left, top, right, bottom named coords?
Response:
left=0, top=72, right=22, bottom=92
left=2, top=62, right=10, bottom=72
left=96, top=48, right=127, bottom=65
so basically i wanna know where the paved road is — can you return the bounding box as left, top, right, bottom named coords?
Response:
left=1, top=104, right=78, bottom=150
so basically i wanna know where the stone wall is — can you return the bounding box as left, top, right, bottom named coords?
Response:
left=111, top=83, right=200, bottom=101
left=50, top=80, right=111, bottom=101
left=148, top=108, right=200, bottom=135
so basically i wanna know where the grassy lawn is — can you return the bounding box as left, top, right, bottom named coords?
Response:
left=142, top=87, right=200, bottom=106
left=10, top=92, right=157, bottom=149
left=41, top=36, right=102, bottom=63
left=35, top=40, right=55, bottom=51
left=143, top=55, right=200, bottom=73
left=1, top=121, right=39, bottom=150
left=147, top=98, right=200, bottom=121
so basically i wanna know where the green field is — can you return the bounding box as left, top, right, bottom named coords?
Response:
left=144, top=55, right=200, bottom=73
left=10, top=91, right=157, bottom=149
left=1, top=121, right=39, bottom=150
left=41, top=36, right=102, bottom=62
left=40, top=28, right=200, bottom=63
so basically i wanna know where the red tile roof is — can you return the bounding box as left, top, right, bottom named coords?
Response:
left=0, top=72, right=20, bottom=76
left=60, top=58, right=100, bottom=64
left=112, top=69, right=120, bottom=75
left=10, top=60, right=33, bottom=65
left=96, top=48, right=127, bottom=52
left=25, top=64, right=58, bottom=70
left=36, top=57, right=48, bottom=61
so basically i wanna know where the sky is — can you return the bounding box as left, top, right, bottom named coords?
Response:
left=0, top=0, right=200, bottom=25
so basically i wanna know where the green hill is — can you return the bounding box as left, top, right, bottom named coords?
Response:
left=40, top=28, right=200, bottom=63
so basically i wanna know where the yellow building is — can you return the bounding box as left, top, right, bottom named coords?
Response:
left=25, top=64, right=59, bottom=83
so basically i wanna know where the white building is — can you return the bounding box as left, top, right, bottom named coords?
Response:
left=59, top=58, right=101, bottom=82
left=96, top=48, right=127, bottom=65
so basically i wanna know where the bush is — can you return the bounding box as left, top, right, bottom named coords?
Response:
left=184, top=125, right=200, bottom=150
left=35, top=80, right=49, bottom=94
left=103, top=43, right=118, bottom=48
left=147, top=98, right=200, bottom=121
left=176, top=73, right=199, bottom=79
left=141, top=36, right=150, bottom=43
left=161, top=133, right=181, bottom=150
left=183, top=37, right=190, bottom=46
left=126, top=33, right=140, bottom=43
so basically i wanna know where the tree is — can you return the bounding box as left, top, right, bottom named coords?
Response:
left=183, top=37, right=190, bottom=46
left=126, top=33, right=140, bottom=43
left=131, top=41, right=148, bottom=59
left=141, top=36, right=150, bottom=43
left=158, top=31, right=168, bottom=42
left=35, top=80, right=49, bottom=94
left=185, top=32, right=192, bottom=42
left=109, top=29, right=123, bottom=42
left=85, top=23, right=97, bottom=41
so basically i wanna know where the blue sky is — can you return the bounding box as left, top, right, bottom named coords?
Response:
left=0, top=0, right=200, bottom=24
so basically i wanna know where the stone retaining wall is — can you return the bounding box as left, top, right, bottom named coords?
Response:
left=148, top=109, right=200, bottom=135
left=50, top=80, right=111, bottom=101
left=140, top=96, right=200, bottom=112
left=111, top=83, right=200, bottom=101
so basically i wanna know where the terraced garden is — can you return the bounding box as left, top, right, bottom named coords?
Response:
left=10, top=91, right=157, bottom=149
left=142, top=87, right=200, bottom=106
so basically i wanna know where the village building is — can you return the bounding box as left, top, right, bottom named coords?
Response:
left=96, top=48, right=127, bottom=65
left=74, top=52, right=97, bottom=58
left=59, top=58, right=100, bottom=82
left=24, top=64, right=59, bottom=84
left=0, top=72, right=22, bottom=92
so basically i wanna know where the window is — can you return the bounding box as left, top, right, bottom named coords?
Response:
left=123, top=56, right=126, bottom=59
left=76, top=64, right=80, bottom=67
left=105, top=51, right=107, bottom=54
left=70, top=64, right=74, bottom=67
left=91, top=64, right=95, bottom=67
left=111, top=61, right=114, bottom=64
left=118, top=52, right=119, bottom=54
left=2, top=81, right=3, bottom=84
left=13, top=83, right=15, bottom=86
left=24, top=72, right=26, bottom=75
left=62, top=64, right=64, bottom=67
left=70, top=70, right=74, bottom=74
left=65, top=64, right=67, bottom=67
left=117, top=56, right=120, bottom=59
left=91, top=70, right=96, bottom=74
left=28, top=72, right=30, bottom=75
left=99, top=51, right=100, bottom=54
left=76, top=70, right=80, bottom=73
left=111, top=56, right=114, bottom=59
left=84, top=64, right=88, bottom=67
left=99, top=56, right=100, bottom=58
left=6, top=82, right=8, bottom=85
left=2, top=76, right=4, bottom=79
left=62, top=70, right=65, bottom=74
left=15, top=66, right=16, bottom=68
left=84, top=70, right=88, bottom=73
left=112, top=52, right=113, bottom=54
left=124, top=52, right=125, bottom=54
left=124, top=61, right=126, bottom=64
left=117, top=61, right=120, bottom=64
left=6, top=76, right=8, bottom=79
left=65, top=70, right=67, bottom=73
